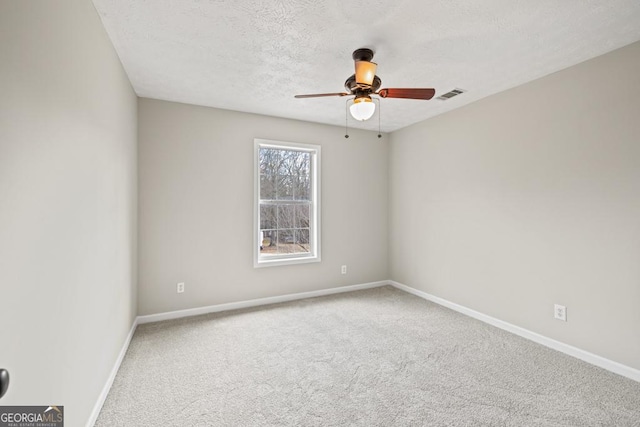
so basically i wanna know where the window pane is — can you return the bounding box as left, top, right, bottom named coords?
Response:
left=292, top=152, right=310, bottom=200
left=279, top=150, right=308, bottom=173
left=277, top=204, right=295, bottom=229
left=294, top=174, right=310, bottom=200
left=277, top=175, right=293, bottom=200
left=295, top=205, right=310, bottom=228
left=260, top=205, right=277, bottom=229
left=274, top=229, right=310, bottom=254
left=278, top=151, right=293, bottom=175
left=260, top=229, right=276, bottom=253
left=276, top=229, right=295, bottom=253
left=260, top=175, right=276, bottom=200
left=295, top=229, right=310, bottom=252
left=259, top=148, right=280, bottom=176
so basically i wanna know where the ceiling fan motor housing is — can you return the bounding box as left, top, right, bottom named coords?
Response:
left=345, top=75, right=382, bottom=94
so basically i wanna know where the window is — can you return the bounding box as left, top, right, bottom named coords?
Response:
left=254, top=139, right=321, bottom=267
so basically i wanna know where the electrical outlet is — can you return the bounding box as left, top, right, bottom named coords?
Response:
left=341, top=265, right=347, bottom=275
left=177, top=282, right=185, bottom=293
left=554, top=304, right=566, bottom=321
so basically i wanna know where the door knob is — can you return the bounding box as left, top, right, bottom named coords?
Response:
left=0, top=369, right=9, bottom=399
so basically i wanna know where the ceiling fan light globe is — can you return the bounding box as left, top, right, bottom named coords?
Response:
left=350, top=98, right=376, bottom=121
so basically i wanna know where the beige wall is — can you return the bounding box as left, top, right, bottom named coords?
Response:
left=138, top=99, right=388, bottom=315
left=389, top=42, right=640, bottom=370
left=0, top=1, right=137, bottom=425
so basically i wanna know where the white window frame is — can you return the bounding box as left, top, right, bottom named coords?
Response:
left=254, top=138, right=321, bottom=267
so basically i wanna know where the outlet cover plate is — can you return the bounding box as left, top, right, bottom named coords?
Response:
left=554, top=304, right=566, bottom=321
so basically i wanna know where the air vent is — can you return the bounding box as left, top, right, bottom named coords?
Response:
left=436, top=88, right=466, bottom=101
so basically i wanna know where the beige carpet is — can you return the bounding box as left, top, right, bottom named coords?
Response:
left=96, top=286, right=640, bottom=426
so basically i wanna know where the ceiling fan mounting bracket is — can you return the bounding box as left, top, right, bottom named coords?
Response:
left=352, top=48, right=374, bottom=62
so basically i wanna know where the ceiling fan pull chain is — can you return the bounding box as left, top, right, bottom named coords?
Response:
left=344, top=99, right=350, bottom=138
left=377, top=98, right=382, bottom=138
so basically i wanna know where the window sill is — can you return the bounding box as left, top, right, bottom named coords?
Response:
left=254, top=255, right=321, bottom=268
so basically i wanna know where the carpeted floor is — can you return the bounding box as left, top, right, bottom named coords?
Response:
left=96, top=286, right=640, bottom=426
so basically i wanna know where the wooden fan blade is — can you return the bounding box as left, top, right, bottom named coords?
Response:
left=294, top=92, right=349, bottom=98
left=377, top=88, right=435, bottom=100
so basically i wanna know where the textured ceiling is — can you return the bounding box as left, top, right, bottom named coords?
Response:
left=92, top=0, right=640, bottom=133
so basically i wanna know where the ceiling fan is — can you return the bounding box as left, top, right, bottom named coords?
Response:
left=295, top=48, right=435, bottom=122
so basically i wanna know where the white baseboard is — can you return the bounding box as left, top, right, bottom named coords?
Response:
left=86, top=318, right=138, bottom=427
left=137, top=281, right=389, bottom=324
left=389, top=280, right=640, bottom=383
